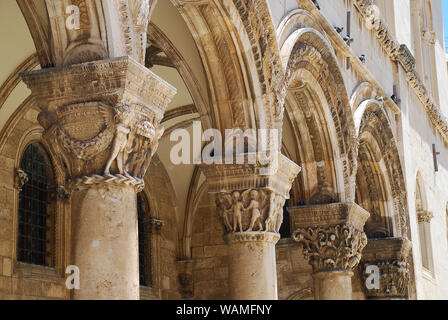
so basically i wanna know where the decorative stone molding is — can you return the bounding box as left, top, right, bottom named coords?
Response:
left=230, top=0, right=284, bottom=120
left=201, top=153, right=300, bottom=237
left=290, top=203, right=370, bottom=272
left=351, top=0, right=448, bottom=144
left=67, top=174, right=145, bottom=193
left=362, top=238, right=412, bottom=299
left=417, top=210, right=434, bottom=224
left=14, top=169, right=29, bottom=192
left=21, top=57, right=176, bottom=192
left=225, top=231, right=280, bottom=244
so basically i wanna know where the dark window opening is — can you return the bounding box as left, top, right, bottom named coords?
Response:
left=279, top=201, right=291, bottom=239
left=17, top=143, right=54, bottom=267
left=138, top=193, right=152, bottom=287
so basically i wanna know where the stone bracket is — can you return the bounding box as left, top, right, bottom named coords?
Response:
left=361, top=237, right=412, bottom=299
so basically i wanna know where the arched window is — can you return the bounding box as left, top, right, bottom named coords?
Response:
left=137, top=192, right=152, bottom=287
left=411, top=0, right=439, bottom=103
left=415, top=178, right=434, bottom=273
left=17, top=143, right=55, bottom=267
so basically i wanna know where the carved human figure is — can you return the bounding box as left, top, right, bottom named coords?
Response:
left=217, top=194, right=233, bottom=232
left=127, top=136, right=149, bottom=177
left=265, top=192, right=277, bottom=232
left=104, top=121, right=131, bottom=176
left=274, top=195, right=285, bottom=233
left=231, top=192, right=244, bottom=233
left=139, top=125, right=164, bottom=178
left=246, top=190, right=263, bottom=232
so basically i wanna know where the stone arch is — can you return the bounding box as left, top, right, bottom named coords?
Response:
left=18, top=0, right=285, bottom=133
left=279, top=27, right=357, bottom=204
left=18, top=0, right=157, bottom=67
left=354, top=99, right=409, bottom=238
left=276, top=9, right=328, bottom=51
left=170, top=0, right=283, bottom=133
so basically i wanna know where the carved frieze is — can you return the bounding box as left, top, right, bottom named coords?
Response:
left=216, top=189, right=286, bottom=234
left=21, top=57, right=176, bottom=192
left=201, top=152, right=300, bottom=237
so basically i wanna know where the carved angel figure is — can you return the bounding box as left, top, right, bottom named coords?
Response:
left=246, top=190, right=263, bottom=232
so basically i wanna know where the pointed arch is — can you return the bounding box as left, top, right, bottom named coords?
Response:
left=169, top=0, right=283, bottom=132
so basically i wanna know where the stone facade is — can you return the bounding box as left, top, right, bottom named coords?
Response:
left=0, top=0, right=447, bottom=300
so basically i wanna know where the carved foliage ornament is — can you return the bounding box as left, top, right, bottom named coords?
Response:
left=216, top=189, right=286, bottom=234
left=417, top=210, right=434, bottom=224
left=293, top=223, right=368, bottom=272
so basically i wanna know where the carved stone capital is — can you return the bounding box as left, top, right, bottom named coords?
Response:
left=290, top=203, right=370, bottom=272
left=417, top=210, right=434, bottom=224
left=21, top=57, right=176, bottom=191
left=361, top=238, right=412, bottom=299
left=201, top=153, right=300, bottom=236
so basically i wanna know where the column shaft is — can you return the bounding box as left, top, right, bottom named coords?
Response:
left=313, top=271, right=353, bottom=300
left=227, top=233, right=279, bottom=300
left=71, top=184, right=139, bottom=299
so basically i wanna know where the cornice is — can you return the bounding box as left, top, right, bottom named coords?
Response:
left=298, top=0, right=448, bottom=143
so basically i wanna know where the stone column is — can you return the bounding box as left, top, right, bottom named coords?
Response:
left=361, top=238, right=412, bottom=300
left=201, top=153, right=300, bottom=300
left=289, top=203, right=370, bottom=300
left=21, top=57, right=176, bottom=299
